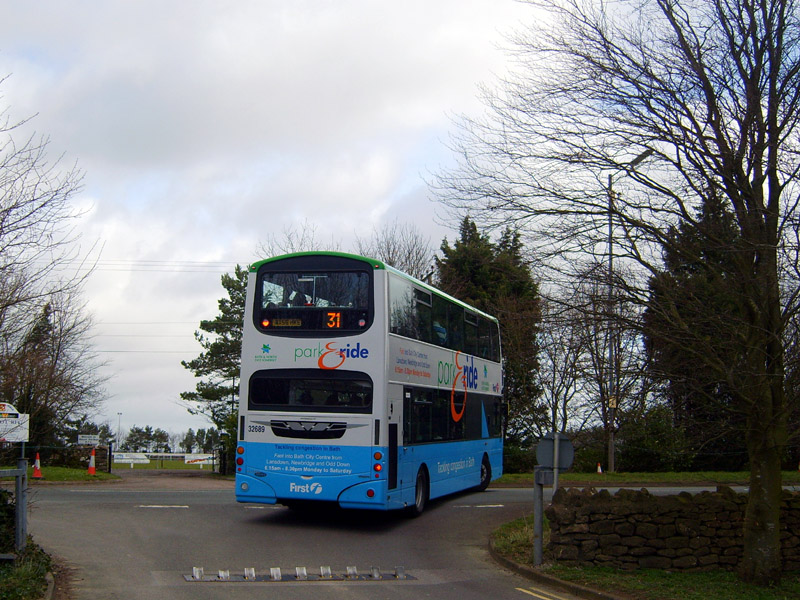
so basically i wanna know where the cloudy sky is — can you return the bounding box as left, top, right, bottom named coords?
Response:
left=0, top=1, right=533, bottom=438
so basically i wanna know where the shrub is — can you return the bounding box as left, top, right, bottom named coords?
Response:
left=503, top=441, right=536, bottom=473
left=617, top=404, right=694, bottom=472
left=0, top=540, right=52, bottom=600
left=0, top=490, right=14, bottom=554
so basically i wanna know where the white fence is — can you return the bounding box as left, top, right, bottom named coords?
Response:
left=113, top=452, right=216, bottom=468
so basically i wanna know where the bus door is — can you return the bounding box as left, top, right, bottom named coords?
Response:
left=386, top=386, right=402, bottom=490
left=398, top=386, right=422, bottom=493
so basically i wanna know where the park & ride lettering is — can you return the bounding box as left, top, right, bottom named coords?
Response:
left=294, top=342, right=369, bottom=361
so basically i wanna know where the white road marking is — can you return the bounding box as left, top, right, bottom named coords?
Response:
left=516, top=587, right=572, bottom=600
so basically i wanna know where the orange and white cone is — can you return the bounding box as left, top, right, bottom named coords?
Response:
left=596, top=462, right=603, bottom=474
left=33, top=453, right=44, bottom=479
left=88, top=448, right=96, bottom=476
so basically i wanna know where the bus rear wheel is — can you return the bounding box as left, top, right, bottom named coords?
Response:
left=407, top=467, right=428, bottom=517
left=477, top=455, right=491, bottom=491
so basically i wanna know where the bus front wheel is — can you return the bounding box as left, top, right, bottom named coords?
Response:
left=407, top=467, right=428, bottom=517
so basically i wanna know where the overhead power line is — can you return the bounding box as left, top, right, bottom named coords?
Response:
left=34, top=258, right=242, bottom=273
left=96, top=350, right=197, bottom=354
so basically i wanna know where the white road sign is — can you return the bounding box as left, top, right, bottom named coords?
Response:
left=185, top=454, right=214, bottom=465
left=113, top=453, right=150, bottom=464
left=0, top=403, right=29, bottom=443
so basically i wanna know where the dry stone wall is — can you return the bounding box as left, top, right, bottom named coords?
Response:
left=49, top=445, right=110, bottom=471
left=545, top=486, right=800, bottom=572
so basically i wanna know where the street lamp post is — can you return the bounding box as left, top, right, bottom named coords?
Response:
left=117, top=412, right=122, bottom=449
left=606, top=148, right=652, bottom=473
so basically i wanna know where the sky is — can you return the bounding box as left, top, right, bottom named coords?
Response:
left=0, top=0, right=533, bottom=438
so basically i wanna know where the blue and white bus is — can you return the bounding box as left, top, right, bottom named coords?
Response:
left=235, top=252, right=503, bottom=514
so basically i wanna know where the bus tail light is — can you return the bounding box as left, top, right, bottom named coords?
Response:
left=373, top=464, right=382, bottom=472
left=237, top=446, right=244, bottom=472
left=366, top=489, right=375, bottom=498
left=373, top=452, right=382, bottom=460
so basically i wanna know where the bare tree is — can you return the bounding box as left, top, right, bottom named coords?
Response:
left=0, top=112, right=88, bottom=326
left=0, top=289, right=106, bottom=447
left=537, top=299, right=593, bottom=436
left=433, top=0, right=799, bottom=584
left=354, top=220, right=434, bottom=279
left=257, top=218, right=435, bottom=279
left=570, top=266, right=653, bottom=471
left=0, top=97, right=104, bottom=450
left=168, top=431, right=184, bottom=453
left=536, top=263, right=652, bottom=469
left=258, top=219, right=341, bottom=257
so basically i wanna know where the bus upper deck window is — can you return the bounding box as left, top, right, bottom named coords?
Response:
left=256, top=267, right=371, bottom=334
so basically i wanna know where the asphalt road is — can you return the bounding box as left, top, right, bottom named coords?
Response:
left=23, top=470, right=588, bottom=600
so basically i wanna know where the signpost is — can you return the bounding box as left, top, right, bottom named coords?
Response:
left=0, top=404, right=29, bottom=556
left=535, top=431, right=575, bottom=492
left=533, top=432, right=575, bottom=566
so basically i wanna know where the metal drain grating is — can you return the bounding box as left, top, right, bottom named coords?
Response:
left=184, top=565, right=413, bottom=583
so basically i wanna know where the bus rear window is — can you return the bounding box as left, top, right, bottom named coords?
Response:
left=248, top=369, right=373, bottom=414
left=256, top=270, right=371, bottom=334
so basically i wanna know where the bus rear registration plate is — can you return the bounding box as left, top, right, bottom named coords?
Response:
left=273, top=319, right=302, bottom=327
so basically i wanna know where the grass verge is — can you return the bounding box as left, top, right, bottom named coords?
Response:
left=495, top=471, right=800, bottom=487
left=0, top=541, right=51, bottom=600
left=2, top=460, right=214, bottom=481
left=0, top=466, right=119, bottom=482
left=491, top=513, right=800, bottom=599
left=124, top=459, right=214, bottom=470
left=490, top=513, right=544, bottom=564
left=543, top=565, right=800, bottom=600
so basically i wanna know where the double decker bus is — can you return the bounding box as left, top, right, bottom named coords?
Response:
left=234, top=252, right=503, bottom=514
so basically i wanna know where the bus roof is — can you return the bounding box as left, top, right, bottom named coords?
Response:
left=249, top=251, right=499, bottom=324
left=249, top=251, right=386, bottom=273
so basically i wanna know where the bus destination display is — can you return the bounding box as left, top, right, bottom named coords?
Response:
left=259, top=308, right=368, bottom=332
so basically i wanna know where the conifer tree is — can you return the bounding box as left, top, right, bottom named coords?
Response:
left=181, top=265, right=247, bottom=448
left=644, top=196, right=747, bottom=470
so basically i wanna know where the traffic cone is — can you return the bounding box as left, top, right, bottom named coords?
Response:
left=88, top=448, right=96, bottom=476
left=596, top=462, right=603, bottom=474
left=32, top=453, right=44, bottom=479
